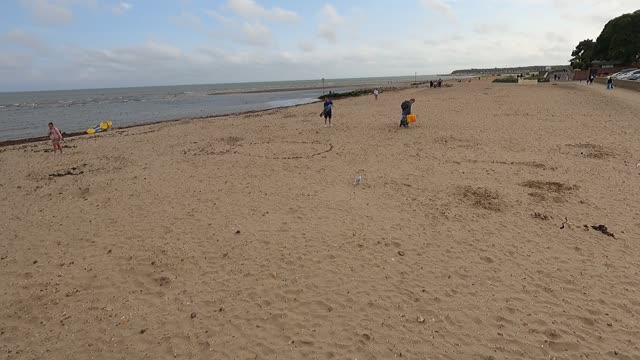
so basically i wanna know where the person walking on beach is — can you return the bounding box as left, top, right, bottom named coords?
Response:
left=607, top=76, right=614, bottom=90
left=48, top=122, right=64, bottom=154
left=320, top=97, right=334, bottom=127
left=373, top=89, right=379, bottom=100
left=399, top=98, right=415, bottom=128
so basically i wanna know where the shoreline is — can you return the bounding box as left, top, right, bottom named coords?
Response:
left=0, top=101, right=318, bottom=147
left=206, top=80, right=420, bottom=95
left=0, top=85, right=409, bottom=147
left=207, top=83, right=375, bottom=96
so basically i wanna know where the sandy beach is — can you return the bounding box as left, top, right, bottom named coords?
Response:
left=1, top=78, right=640, bottom=359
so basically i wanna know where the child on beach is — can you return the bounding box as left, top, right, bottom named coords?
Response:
left=320, top=97, right=334, bottom=127
left=48, top=122, right=64, bottom=154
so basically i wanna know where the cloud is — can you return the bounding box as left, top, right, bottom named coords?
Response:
left=0, top=54, right=33, bottom=72
left=207, top=9, right=273, bottom=48
left=170, top=12, right=204, bottom=31
left=3, top=30, right=49, bottom=53
left=473, top=23, right=509, bottom=34
left=226, top=0, right=300, bottom=23
left=237, top=22, right=272, bottom=46
left=112, top=1, right=132, bottom=15
left=72, top=41, right=183, bottom=75
left=20, top=0, right=73, bottom=26
left=5, top=0, right=640, bottom=91
left=205, top=9, right=233, bottom=25
left=299, top=41, right=315, bottom=52
left=424, top=33, right=462, bottom=45
left=318, top=4, right=345, bottom=43
left=19, top=0, right=98, bottom=26
left=420, top=0, right=454, bottom=18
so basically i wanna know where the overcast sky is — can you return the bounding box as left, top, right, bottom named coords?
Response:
left=0, top=0, right=638, bottom=91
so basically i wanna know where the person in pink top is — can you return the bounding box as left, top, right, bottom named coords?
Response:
left=48, top=122, right=64, bottom=154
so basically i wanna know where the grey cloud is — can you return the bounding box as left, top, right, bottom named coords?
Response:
left=3, top=30, right=49, bottom=53
left=170, top=12, right=205, bottom=31
left=19, top=0, right=98, bottom=26
left=238, top=22, right=272, bottom=47
left=473, top=23, right=509, bottom=35
left=299, top=41, right=315, bottom=52
left=318, top=4, right=344, bottom=43
left=20, top=0, right=73, bottom=26
left=0, top=54, right=33, bottom=72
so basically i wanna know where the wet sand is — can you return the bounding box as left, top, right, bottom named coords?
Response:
left=1, top=78, right=640, bottom=359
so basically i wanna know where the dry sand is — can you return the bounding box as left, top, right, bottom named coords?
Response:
left=1, top=79, right=640, bottom=360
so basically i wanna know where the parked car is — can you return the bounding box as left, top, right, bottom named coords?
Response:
left=626, top=73, right=640, bottom=81
left=611, top=68, right=638, bottom=79
left=618, top=69, right=640, bottom=80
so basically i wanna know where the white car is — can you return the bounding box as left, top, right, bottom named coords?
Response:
left=617, top=69, right=640, bottom=80
left=627, top=73, right=640, bottom=81
left=611, top=68, right=637, bottom=79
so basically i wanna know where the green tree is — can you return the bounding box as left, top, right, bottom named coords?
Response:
left=593, top=10, right=640, bottom=65
left=570, top=39, right=595, bottom=70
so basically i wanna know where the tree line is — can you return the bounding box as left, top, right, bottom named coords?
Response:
left=570, top=10, right=640, bottom=70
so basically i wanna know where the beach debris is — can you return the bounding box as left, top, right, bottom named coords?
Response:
left=560, top=217, right=569, bottom=229
left=190, top=312, right=197, bottom=319
left=582, top=224, right=590, bottom=231
left=235, top=230, right=241, bottom=234
left=636, top=162, right=640, bottom=168
left=354, top=175, right=362, bottom=185
left=521, top=180, right=578, bottom=193
left=33, top=260, right=38, bottom=264
left=139, top=329, right=147, bottom=334
left=49, top=166, right=84, bottom=177
left=155, top=276, right=170, bottom=286
left=459, top=186, right=503, bottom=212
left=532, top=212, right=551, bottom=221
left=106, top=249, right=112, bottom=254
left=591, top=225, right=615, bottom=238
left=417, top=316, right=426, bottom=323
left=397, top=251, right=405, bottom=257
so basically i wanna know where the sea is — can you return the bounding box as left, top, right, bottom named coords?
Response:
left=0, top=75, right=463, bottom=142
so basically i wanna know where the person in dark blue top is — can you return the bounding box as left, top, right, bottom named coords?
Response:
left=399, top=98, right=415, bottom=128
left=320, top=97, right=334, bottom=127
